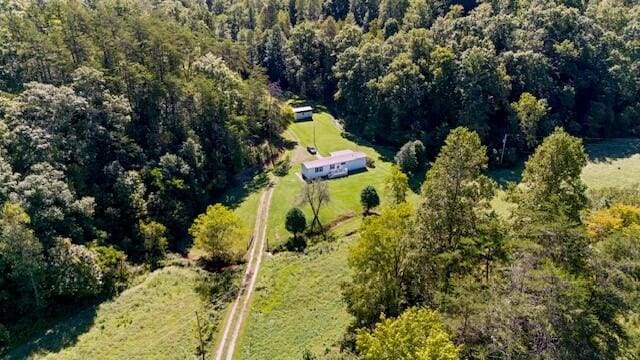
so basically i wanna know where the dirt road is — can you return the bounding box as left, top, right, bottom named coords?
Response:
left=214, top=180, right=275, bottom=360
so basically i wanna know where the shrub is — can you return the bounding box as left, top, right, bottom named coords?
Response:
left=90, top=244, right=129, bottom=295
left=274, top=155, right=291, bottom=176
left=366, top=156, right=375, bottom=168
left=189, top=204, right=246, bottom=260
left=412, top=140, right=426, bottom=164
left=285, top=207, right=307, bottom=244
left=395, top=140, right=427, bottom=173
left=49, top=238, right=103, bottom=298
left=139, top=220, right=168, bottom=269
left=360, top=186, right=380, bottom=214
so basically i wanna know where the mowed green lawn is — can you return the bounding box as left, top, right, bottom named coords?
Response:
left=235, top=111, right=422, bottom=359
left=267, top=112, right=418, bottom=248
left=9, top=266, right=234, bottom=360
left=581, top=138, right=640, bottom=189
left=236, top=237, right=354, bottom=360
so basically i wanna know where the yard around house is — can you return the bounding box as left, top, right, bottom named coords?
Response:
left=266, top=111, right=419, bottom=249
left=233, top=110, right=417, bottom=359
left=234, top=109, right=640, bottom=359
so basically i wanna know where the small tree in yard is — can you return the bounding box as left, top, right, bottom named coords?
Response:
left=139, top=220, right=168, bottom=268
left=385, top=165, right=409, bottom=204
left=189, top=204, right=246, bottom=260
left=285, top=208, right=306, bottom=241
left=361, top=186, right=380, bottom=215
left=299, top=180, right=330, bottom=236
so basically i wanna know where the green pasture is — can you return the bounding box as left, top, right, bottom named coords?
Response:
left=236, top=236, right=354, bottom=360
left=9, top=266, right=236, bottom=360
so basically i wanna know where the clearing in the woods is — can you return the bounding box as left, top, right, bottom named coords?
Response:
left=9, top=104, right=639, bottom=359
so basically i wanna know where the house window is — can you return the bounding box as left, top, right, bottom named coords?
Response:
left=315, top=167, right=323, bottom=173
left=330, top=164, right=335, bottom=170
left=341, top=162, right=346, bottom=165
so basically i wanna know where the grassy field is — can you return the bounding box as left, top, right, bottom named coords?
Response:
left=219, top=172, right=270, bottom=253
left=236, top=236, right=354, bottom=360
left=488, top=138, right=640, bottom=218
left=9, top=266, right=237, bottom=360
left=267, top=112, right=419, bottom=248
left=581, top=138, right=640, bottom=189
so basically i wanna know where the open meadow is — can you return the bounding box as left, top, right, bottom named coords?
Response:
left=236, top=236, right=354, bottom=360
left=8, top=266, right=238, bottom=360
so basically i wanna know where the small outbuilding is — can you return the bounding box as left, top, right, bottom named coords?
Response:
left=293, top=106, right=313, bottom=121
left=301, top=150, right=367, bottom=180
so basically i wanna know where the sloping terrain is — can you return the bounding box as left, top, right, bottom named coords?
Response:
left=9, top=266, right=235, bottom=360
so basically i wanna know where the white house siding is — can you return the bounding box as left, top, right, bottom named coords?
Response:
left=344, top=157, right=366, bottom=172
left=294, top=111, right=313, bottom=121
left=293, top=106, right=313, bottom=121
left=301, top=150, right=367, bottom=180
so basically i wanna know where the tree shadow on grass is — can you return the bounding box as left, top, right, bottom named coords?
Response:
left=219, top=171, right=270, bottom=210
left=7, top=305, right=98, bottom=359
left=408, top=166, right=429, bottom=194
left=584, top=138, right=640, bottom=163
left=341, top=130, right=396, bottom=163
left=489, top=164, right=524, bottom=187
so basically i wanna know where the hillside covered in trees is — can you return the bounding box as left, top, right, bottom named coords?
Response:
left=1, top=0, right=640, bottom=357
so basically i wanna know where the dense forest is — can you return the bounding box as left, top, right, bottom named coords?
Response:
left=345, top=128, right=640, bottom=359
left=1, top=0, right=639, bottom=357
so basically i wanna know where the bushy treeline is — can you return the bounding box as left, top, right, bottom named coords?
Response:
left=0, top=0, right=292, bottom=347
left=88, top=0, right=640, bottom=161
left=5, top=0, right=636, bottom=161
left=343, top=127, right=640, bottom=359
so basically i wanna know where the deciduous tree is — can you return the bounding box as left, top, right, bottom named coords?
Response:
left=298, top=180, right=330, bottom=234
left=360, top=186, right=380, bottom=215
left=344, top=203, right=414, bottom=325
left=416, top=127, right=495, bottom=293
left=285, top=207, right=306, bottom=241
left=512, top=92, right=549, bottom=149
left=356, top=307, right=459, bottom=360
left=189, top=204, right=246, bottom=259
left=385, top=166, right=410, bottom=204
left=512, top=127, right=588, bottom=222
left=139, top=220, right=168, bottom=269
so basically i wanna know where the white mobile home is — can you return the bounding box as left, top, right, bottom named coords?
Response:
left=293, top=106, right=313, bottom=121
left=301, top=150, right=367, bottom=180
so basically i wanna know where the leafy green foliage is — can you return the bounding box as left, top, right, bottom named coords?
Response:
left=89, top=244, right=128, bottom=296
left=344, top=204, right=414, bottom=326
left=512, top=92, right=550, bottom=149
left=385, top=165, right=409, bottom=204
left=359, top=186, right=380, bottom=214
left=138, top=220, right=168, bottom=269
left=0, top=202, right=45, bottom=310
left=355, top=307, right=459, bottom=360
left=394, top=141, right=419, bottom=174
left=416, top=127, right=496, bottom=293
left=48, top=238, right=102, bottom=299
left=189, top=204, right=247, bottom=260
left=285, top=207, right=306, bottom=241
left=512, top=127, right=588, bottom=222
